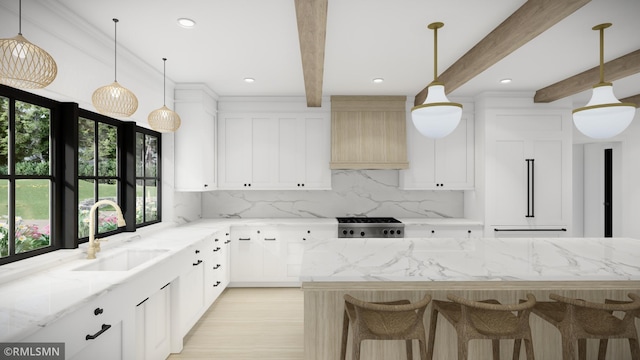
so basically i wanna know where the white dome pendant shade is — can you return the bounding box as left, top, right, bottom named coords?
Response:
left=572, top=23, right=636, bottom=139
left=0, top=0, right=57, bottom=89
left=148, top=58, right=181, bottom=133
left=92, top=18, right=138, bottom=118
left=411, top=22, right=462, bottom=139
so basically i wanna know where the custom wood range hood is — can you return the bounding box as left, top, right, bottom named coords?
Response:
left=330, top=95, right=409, bottom=170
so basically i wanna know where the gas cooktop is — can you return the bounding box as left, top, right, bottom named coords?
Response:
left=337, top=217, right=404, bottom=238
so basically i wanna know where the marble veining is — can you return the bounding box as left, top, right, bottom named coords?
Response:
left=202, top=170, right=463, bottom=219
left=300, top=237, right=640, bottom=282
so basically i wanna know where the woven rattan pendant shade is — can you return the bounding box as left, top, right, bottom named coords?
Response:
left=92, top=81, right=139, bottom=118
left=148, top=58, right=181, bottom=132
left=92, top=18, right=138, bottom=118
left=0, top=1, right=57, bottom=89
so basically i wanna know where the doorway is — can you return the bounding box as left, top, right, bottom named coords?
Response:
left=581, top=142, right=622, bottom=237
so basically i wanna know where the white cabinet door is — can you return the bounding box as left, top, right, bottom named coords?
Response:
left=174, top=86, right=217, bottom=191
left=303, top=116, right=332, bottom=189
left=218, top=116, right=253, bottom=188
left=251, top=117, right=279, bottom=188
left=136, top=283, right=171, bottom=360
left=230, top=227, right=264, bottom=282
left=401, top=115, right=474, bottom=189
left=177, top=242, right=207, bottom=336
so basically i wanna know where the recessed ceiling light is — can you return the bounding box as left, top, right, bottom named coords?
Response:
left=500, top=78, right=512, bottom=84
left=177, top=18, right=196, bottom=28
left=372, top=78, right=384, bottom=84
left=244, top=78, right=255, bottom=83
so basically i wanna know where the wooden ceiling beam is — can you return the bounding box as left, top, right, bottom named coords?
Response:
left=414, top=0, right=591, bottom=106
left=294, top=0, right=328, bottom=108
left=534, top=49, right=640, bottom=103
left=620, top=93, right=640, bottom=107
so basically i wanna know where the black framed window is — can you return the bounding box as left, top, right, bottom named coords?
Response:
left=0, top=92, right=57, bottom=262
left=0, top=84, right=162, bottom=265
left=135, top=129, right=161, bottom=226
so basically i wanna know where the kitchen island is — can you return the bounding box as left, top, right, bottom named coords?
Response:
left=300, top=237, right=640, bottom=360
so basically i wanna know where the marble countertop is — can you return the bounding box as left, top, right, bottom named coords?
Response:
left=300, top=237, right=640, bottom=282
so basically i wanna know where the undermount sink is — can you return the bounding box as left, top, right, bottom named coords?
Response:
left=74, top=249, right=169, bottom=271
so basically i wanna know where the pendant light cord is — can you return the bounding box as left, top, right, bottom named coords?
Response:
left=598, top=26, right=604, bottom=84
left=18, top=0, right=22, bottom=35
left=162, top=58, right=167, bottom=106
left=113, top=18, right=118, bottom=82
left=433, top=26, right=438, bottom=82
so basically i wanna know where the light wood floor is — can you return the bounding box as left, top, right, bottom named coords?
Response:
left=168, top=287, right=304, bottom=359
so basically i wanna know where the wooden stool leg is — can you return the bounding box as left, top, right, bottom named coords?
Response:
left=340, top=310, right=349, bottom=360
left=426, top=309, right=439, bottom=360
left=406, top=339, right=413, bottom=360
left=513, top=338, right=522, bottom=360
left=597, top=339, right=608, bottom=360
left=352, top=339, right=361, bottom=360
left=492, top=339, right=500, bottom=360
left=524, top=338, right=535, bottom=360
left=562, top=336, right=576, bottom=360
left=578, top=338, right=586, bottom=360
left=419, top=339, right=428, bottom=360
left=629, top=338, right=640, bottom=360
left=458, top=339, right=469, bottom=360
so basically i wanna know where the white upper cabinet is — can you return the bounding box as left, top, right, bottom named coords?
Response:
left=174, top=85, right=217, bottom=191
left=218, top=111, right=331, bottom=190
left=401, top=113, right=474, bottom=190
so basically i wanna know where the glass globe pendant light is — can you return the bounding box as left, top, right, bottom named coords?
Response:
left=572, top=23, right=636, bottom=139
left=0, top=0, right=57, bottom=89
left=411, top=22, right=462, bottom=139
left=148, top=58, right=181, bottom=132
left=92, top=18, right=138, bottom=118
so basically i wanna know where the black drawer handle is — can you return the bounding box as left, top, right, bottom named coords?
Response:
left=213, top=264, right=221, bottom=269
left=213, top=247, right=221, bottom=252
left=264, top=238, right=277, bottom=241
left=213, top=281, right=221, bottom=287
left=224, top=240, right=231, bottom=244
left=195, top=250, right=200, bottom=254
left=193, top=260, right=203, bottom=266
left=94, top=308, right=103, bottom=316
left=214, top=238, right=219, bottom=242
left=136, top=297, right=149, bottom=307
left=86, top=324, right=111, bottom=340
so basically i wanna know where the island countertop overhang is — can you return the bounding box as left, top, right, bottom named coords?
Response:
left=300, top=237, right=640, bottom=283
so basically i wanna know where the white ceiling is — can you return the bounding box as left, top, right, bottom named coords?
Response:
left=9, top=0, right=640, bottom=105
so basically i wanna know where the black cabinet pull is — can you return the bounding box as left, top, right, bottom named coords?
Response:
left=494, top=228, right=567, bottom=232
left=195, top=250, right=200, bottom=254
left=94, top=308, right=103, bottom=316
left=136, top=297, right=150, bottom=307
left=160, top=282, right=171, bottom=290
left=213, top=281, right=221, bottom=287
left=213, top=247, right=221, bottom=252
left=264, top=238, right=276, bottom=241
left=526, top=159, right=535, bottom=218
left=213, top=264, right=221, bottom=269
left=86, top=324, right=111, bottom=340
left=238, top=238, right=251, bottom=241
left=193, top=260, right=202, bottom=266
left=224, top=240, right=231, bottom=244
left=214, top=238, right=219, bottom=242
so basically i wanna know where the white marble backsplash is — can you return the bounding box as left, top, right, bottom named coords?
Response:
left=202, top=170, right=463, bottom=219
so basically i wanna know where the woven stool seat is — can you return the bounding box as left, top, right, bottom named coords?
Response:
left=340, top=294, right=432, bottom=360
left=427, top=294, right=536, bottom=360
left=527, top=293, right=640, bottom=360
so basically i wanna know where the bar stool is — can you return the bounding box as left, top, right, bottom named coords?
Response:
left=427, top=293, right=536, bottom=360
left=600, top=295, right=640, bottom=358
left=527, top=293, right=640, bottom=360
left=340, top=294, right=432, bottom=360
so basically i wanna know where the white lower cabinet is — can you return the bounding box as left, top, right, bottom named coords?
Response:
left=135, top=283, right=171, bottom=360
left=207, top=231, right=231, bottom=303
left=177, top=241, right=207, bottom=336
left=230, top=225, right=336, bottom=285
left=24, top=290, right=127, bottom=360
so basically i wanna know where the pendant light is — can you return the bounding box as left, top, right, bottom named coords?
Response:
left=572, top=23, right=636, bottom=139
left=411, top=22, right=462, bottom=139
left=148, top=58, right=181, bottom=132
left=92, top=18, right=138, bottom=118
left=0, top=0, right=57, bottom=89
